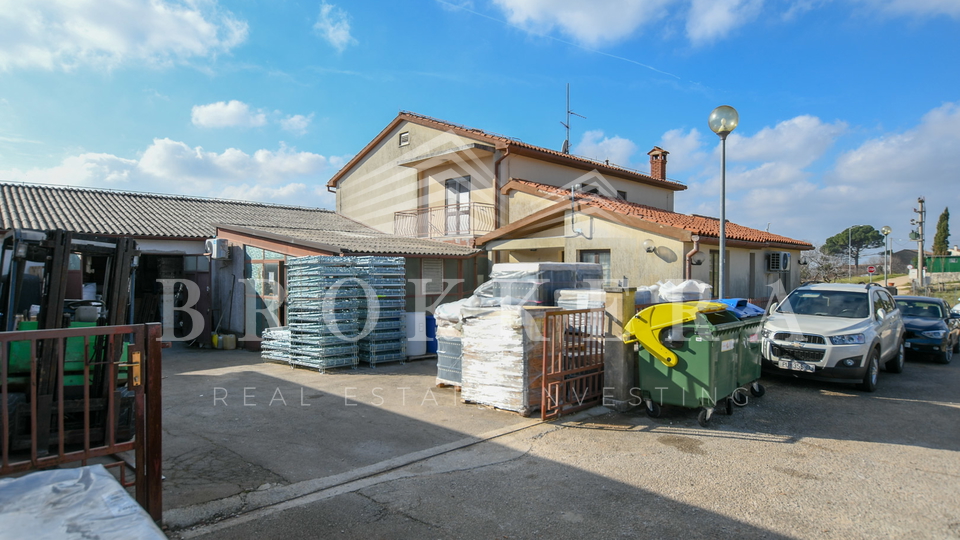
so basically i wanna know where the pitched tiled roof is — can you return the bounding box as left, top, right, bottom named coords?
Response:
left=326, top=111, right=687, bottom=192
left=0, top=183, right=477, bottom=257
left=508, top=179, right=813, bottom=249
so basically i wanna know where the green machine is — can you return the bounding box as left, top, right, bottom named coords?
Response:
left=1, top=229, right=139, bottom=452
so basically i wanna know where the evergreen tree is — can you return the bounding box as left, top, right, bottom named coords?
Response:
left=932, top=207, right=950, bottom=256
left=822, top=225, right=884, bottom=269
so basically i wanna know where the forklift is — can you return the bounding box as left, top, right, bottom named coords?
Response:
left=1, top=229, right=139, bottom=454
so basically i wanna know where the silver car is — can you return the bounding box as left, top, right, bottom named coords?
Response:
left=761, top=283, right=905, bottom=392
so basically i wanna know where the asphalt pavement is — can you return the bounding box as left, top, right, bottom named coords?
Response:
left=162, top=344, right=960, bottom=539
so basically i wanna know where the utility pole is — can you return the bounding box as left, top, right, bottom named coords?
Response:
left=913, top=197, right=926, bottom=292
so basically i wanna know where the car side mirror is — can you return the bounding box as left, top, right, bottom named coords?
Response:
left=951, top=312, right=960, bottom=319
left=876, top=308, right=886, bottom=321
left=768, top=302, right=778, bottom=314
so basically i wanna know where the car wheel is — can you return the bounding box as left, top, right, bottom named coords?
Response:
left=885, top=341, right=905, bottom=374
left=940, top=346, right=953, bottom=365
left=858, top=349, right=879, bottom=392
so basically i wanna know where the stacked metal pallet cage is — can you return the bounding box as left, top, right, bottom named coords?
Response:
left=356, top=256, right=407, bottom=367
left=260, top=326, right=291, bottom=364
left=285, top=256, right=362, bottom=372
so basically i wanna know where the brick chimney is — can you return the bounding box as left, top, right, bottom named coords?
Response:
left=648, top=146, right=669, bottom=181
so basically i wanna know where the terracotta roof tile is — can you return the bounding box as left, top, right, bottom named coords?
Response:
left=511, top=179, right=813, bottom=249
left=397, top=112, right=687, bottom=191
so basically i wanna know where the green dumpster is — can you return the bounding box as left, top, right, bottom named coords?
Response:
left=732, top=319, right=765, bottom=405
left=622, top=301, right=763, bottom=427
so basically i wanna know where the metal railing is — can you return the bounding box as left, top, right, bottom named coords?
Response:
left=1, top=322, right=163, bottom=521
left=394, top=202, right=495, bottom=239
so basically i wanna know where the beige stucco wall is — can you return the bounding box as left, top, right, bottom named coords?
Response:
left=502, top=155, right=675, bottom=211
left=688, top=245, right=805, bottom=299
left=336, top=121, right=492, bottom=233
left=489, top=210, right=805, bottom=298
left=421, top=158, right=496, bottom=208
left=505, top=190, right=558, bottom=223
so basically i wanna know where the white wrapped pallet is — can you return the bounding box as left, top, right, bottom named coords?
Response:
left=460, top=306, right=558, bottom=416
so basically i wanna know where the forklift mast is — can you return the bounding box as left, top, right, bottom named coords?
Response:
left=1, top=229, right=139, bottom=397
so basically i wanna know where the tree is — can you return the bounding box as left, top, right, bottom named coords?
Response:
left=802, top=246, right=845, bottom=282
left=932, top=207, right=950, bottom=256
left=822, top=225, right=884, bottom=270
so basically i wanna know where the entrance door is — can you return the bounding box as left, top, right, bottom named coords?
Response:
left=259, top=259, right=285, bottom=332
left=445, top=176, right=470, bottom=235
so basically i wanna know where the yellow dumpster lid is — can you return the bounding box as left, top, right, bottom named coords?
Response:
left=621, top=301, right=729, bottom=368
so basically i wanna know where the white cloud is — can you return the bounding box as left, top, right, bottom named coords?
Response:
left=0, top=0, right=248, bottom=71
left=659, top=128, right=709, bottom=174
left=280, top=114, right=314, bottom=136
left=0, top=139, right=343, bottom=207
left=492, top=0, right=673, bottom=47
left=832, top=102, right=960, bottom=187
left=685, top=0, right=764, bottom=44
left=671, top=105, right=960, bottom=246
left=314, top=2, right=357, bottom=52
left=191, top=100, right=267, bottom=128
left=725, top=115, right=847, bottom=168
left=573, top=130, right=638, bottom=168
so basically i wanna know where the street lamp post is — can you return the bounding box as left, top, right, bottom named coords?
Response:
left=708, top=105, right=739, bottom=299
left=881, top=226, right=891, bottom=286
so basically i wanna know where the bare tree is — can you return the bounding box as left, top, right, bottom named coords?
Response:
left=801, top=246, right=845, bottom=283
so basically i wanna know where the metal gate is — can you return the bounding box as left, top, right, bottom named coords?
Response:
left=1, top=322, right=163, bottom=521
left=541, top=308, right=605, bottom=420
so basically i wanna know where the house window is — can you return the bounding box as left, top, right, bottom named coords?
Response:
left=617, top=190, right=627, bottom=200
left=445, top=176, right=471, bottom=236
left=422, top=259, right=443, bottom=294
left=399, top=131, right=410, bottom=146
left=578, top=249, right=611, bottom=284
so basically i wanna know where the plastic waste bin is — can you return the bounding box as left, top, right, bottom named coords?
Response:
left=732, top=318, right=765, bottom=405
left=622, top=301, right=764, bottom=427
left=717, top=298, right=765, bottom=319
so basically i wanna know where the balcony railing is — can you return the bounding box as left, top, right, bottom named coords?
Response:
left=394, top=202, right=495, bottom=239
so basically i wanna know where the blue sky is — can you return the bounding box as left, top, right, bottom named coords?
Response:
left=1, top=0, right=958, bottom=253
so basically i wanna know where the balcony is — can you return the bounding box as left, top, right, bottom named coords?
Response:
left=394, top=203, right=495, bottom=239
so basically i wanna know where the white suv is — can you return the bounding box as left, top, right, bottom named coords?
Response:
left=761, top=283, right=905, bottom=392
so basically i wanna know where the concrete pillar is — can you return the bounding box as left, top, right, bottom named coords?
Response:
left=603, top=287, right=638, bottom=412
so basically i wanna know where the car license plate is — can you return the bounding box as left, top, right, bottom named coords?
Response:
left=778, top=360, right=815, bottom=373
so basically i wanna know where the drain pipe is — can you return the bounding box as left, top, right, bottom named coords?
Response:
left=493, top=147, right=510, bottom=229
left=684, top=235, right=701, bottom=280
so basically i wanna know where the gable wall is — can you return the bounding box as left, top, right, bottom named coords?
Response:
left=336, top=121, right=489, bottom=233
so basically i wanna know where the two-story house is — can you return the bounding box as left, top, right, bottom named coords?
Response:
left=328, top=111, right=813, bottom=300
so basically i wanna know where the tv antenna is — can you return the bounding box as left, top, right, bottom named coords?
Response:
left=560, top=83, right=586, bottom=154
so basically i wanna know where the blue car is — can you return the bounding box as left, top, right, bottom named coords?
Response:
left=896, top=295, right=960, bottom=364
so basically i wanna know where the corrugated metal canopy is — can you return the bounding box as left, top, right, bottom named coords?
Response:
left=0, top=183, right=478, bottom=257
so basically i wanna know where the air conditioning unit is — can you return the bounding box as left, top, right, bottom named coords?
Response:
left=205, top=238, right=230, bottom=260
left=767, top=251, right=791, bottom=272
